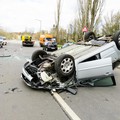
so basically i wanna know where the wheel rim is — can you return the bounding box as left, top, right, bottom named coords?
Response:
left=60, top=58, right=74, bottom=74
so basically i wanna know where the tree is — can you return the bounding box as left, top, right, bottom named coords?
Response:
left=0, top=28, right=15, bottom=39
left=77, top=0, right=104, bottom=32
left=59, top=27, right=67, bottom=44
left=50, top=26, right=67, bottom=44
left=50, top=25, right=57, bottom=37
left=55, top=0, right=62, bottom=43
left=102, top=11, right=120, bottom=35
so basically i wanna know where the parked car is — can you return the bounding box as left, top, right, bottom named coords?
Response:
left=21, top=30, right=120, bottom=94
left=0, top=36, right=4, bottom=47
left=0, top=36, right=7, bottom=45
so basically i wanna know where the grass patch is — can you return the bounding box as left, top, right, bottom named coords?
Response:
left=57, top=44, right=62, bottom=48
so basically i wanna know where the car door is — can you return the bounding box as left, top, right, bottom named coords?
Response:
left=76, top=57, right=113, bottom=80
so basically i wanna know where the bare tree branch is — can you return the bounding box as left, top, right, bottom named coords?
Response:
left=55, top=0, right=62, bottom=43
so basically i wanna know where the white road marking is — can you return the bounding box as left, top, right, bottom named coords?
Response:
left=52, top=92, right=82, bottom=120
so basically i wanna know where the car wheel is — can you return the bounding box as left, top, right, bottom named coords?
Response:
left=45, top=47, right=48, bottom=51
left=55, top=47, right=58, bottom=50
left=84, top=31, right=97, bottom=42
left=22, top=42, right=24, bottom=46
left=113, top=30, right=120, bottom=50
left=55, top=54, right=75, bottom=78
left=43, top=45, right=49, bottom=51
left=40, top=43, right=44, bottom=47
left=31, top=50, right=47, bottom=61
left=31, top=44, right=34, bottom=47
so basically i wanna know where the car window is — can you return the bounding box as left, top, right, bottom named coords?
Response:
left=46, top=38, right=52, bottom=41
left=94, top=76, right=116, bottom=86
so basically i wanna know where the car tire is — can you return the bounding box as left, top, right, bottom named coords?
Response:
left=84, top=31, right=97, bottom=42
left=55, top=47, right=58, bottom=50
left=31, top=50, right=47, bottom=61
left=22, top=42, right=24, bottom=46
left=113, top=30, right=120, bottom=50
left=40, top=43, right=44, bottom=47
left=55, top=54, right=75, bottom=78
left=43, top=46, right=48, bottom=51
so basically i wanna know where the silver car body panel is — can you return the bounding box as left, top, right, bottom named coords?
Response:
left=53, top=41, right=120, bottom=80
left=75, top=42, right=120, bottom=64
left=74, top=42, right=120, bottom=80
left=76, top=57, right=113, bottom=80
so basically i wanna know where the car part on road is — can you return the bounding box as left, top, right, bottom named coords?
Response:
left=0, top=55, right=11, bottom=57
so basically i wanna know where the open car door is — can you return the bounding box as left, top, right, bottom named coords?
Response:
left=76, top=57, right=116, bottom=86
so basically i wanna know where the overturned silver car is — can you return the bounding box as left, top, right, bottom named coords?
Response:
left=21, top=30, right=120, bottom=94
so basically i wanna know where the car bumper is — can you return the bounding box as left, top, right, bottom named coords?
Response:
left=21, top=64, right=51, bottom=89
left=47, top=45, right=57, bottom=50
left=22, top=41, right=34, bottom=46
left=21, top=61, right=34, bottom=87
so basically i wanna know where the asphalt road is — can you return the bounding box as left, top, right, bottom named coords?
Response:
left=0, top=40, right=120, bottom=120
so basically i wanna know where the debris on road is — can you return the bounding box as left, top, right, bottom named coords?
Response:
left=0, top=55, right=11, bottom=57
left=4, top=87, right=22, bottom=94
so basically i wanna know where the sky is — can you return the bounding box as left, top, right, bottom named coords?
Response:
left=0, top=0, right=120, bottom=33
